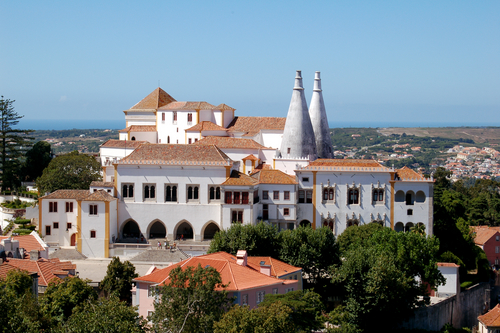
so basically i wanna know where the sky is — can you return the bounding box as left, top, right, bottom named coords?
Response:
left=0, top=1, right=499, bottom=129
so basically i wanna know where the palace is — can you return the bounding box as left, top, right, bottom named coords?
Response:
left=38, top=71, right=434, bottom=258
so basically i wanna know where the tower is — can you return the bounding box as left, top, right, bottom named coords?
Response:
left=279, top=71, right=317, bottom=160
left=309, top=71, right=334, bottom=158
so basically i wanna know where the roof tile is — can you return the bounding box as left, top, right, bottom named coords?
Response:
left=226, top=117, right=286, bottom=137
left=130, top=88, right=176, bottom=110
left=195, top=136, right=267, bottom=149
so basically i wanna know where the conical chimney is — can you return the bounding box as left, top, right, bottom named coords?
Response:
left=280, top=71, right=317, bottom=160
left=309, top=71, right=334, bottom=158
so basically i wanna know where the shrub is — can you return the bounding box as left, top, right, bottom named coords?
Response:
left=15, top=218, right=31, bottom=225
left=12, top=228, right=33, bottom=235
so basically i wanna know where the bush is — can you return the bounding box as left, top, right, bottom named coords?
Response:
left=12, top=228, right=33, bottom=235
left=15, top=218, right=31, bottom=225
left=3, top=221, right=15, bottom=234
left=460, top=281, right=475, bottom=289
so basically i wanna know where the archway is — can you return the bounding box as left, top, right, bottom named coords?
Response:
left=416, top=191, right=426, bottom=203
left=405, top=191, right=415, bottom=205
left=148, top=220, right=166, bottom=239
left=203, top=222, right=220, bottom=240
left=395, top=190, right=405, bottom=202
left=122, top=220, right=141, bottom=239
left=299, top=220, right=311, bottom=228
left=395, top=222, right=404, bottom=232
left=175, top=221, right=194, bottom=240
left=70, top=233, right=77, bottom=246
left=405, top=222, right=414, bottom=232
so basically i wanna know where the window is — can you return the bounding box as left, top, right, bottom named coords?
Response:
left=253, top=190, right=259, bottom=204
left=262, top=191, right=269, bottom=200
left=144, top=184, right=156, bottom=200
left=298, top=190, right=312, bottom=204
left=306, top=190, right=312, bottom=203
left=242, top=192, right=249, bottom=204
left=208, top=186, right=221, bottom=201
left=287, top=148, right=291, bottom=154
left=187, top=186, right=199, bottom=201
left=286, top=287, right=294, bottom=293
left=188, top=138, right=192, bottom=144
left=148, top=285, right=157, bottom=297
left=496, top=246, right=499, bottom=254
left=167, top=136, right=170, bottom=143
left=302, top=177, right=309, bottom=182
left=45, top=225, right=51, bottom=235
left=122, top=184, right=134, bottom=199
left=497, top=235, right=500, bottom=242
left=165, top=184, right=178, bottom=202
left=234, top=192, right=240, bottom=204
left=90, top=230, right=96, bottom=238
left=89, top=204, right=98, bottom=215
left=225, top=191, right=232, bottom=204
left=256, top=291, right=265, bottom=304
left=323, top=188, right=335, bottom=202
left=407, top=209, right=413, bottom=215
left=53, top=222, right=59, bottom=229
left=242, top=294, right=248, bottom=305
left=283, top=208, right=290, bottom=216
left=496, top=259, right=499, bottom=266
left=66, top=223, right=72, bottom=230
left=187, top=113, right=193, bottom=123
left=173, top=111, right=177, bottom=123
left=232, top=210, right=243, bottom=223
left=66, top=202, right=73, bottom=212
left=161, top=113, right=165, bottom=121
left=406, top=192, right=414, bottom=205
left=373, top=189, right=384, bottom=204
left=49, top=202, right=58, bottom=213
left=284, top=191, right=290, bottom=200
left=348, top=188, right=359, bottom=205
left=272, top=288, right=278, bottom=295
left=273, top=191, right=279, bottom=200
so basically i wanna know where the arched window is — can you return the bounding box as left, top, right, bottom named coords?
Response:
left=210, top=187, right=215, bottom=200
left=348, top=188, right=359, bottom=205
left=166, top=186, right=172, bottom=201
left=329, top=189, right=334, bottom=201
left=144, top=186, right=150, bottom=199
left=167, top=136, right=170, bottom=144
left=194, top=187, right=199, bottom=199
left=150, top=185, right=155, bottom=198
left=216, top=187, right=221, bottom=200
left=406, top=192, right=414, bottom=205
left=188, top=186, right=193, bottom=200
left=131, top=136, right=136, bottom=141
left=172, top=186, right=177, bottom=201
left=373, top=189, right=384, bottom=204
left=323, top=189, right=328, bottom=201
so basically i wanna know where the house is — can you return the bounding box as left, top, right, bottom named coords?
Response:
left=478, top=304, right=500, bottom=333
left=0, top=232, right=49, bottom=260
left=471, top=226, right=500, bottom=266
left=132, top=250, right=301, bottom=318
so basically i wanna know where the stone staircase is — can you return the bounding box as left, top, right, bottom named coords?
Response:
left=129, top=249, right=189, bottom=263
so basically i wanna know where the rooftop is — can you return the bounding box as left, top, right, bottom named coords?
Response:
left=479, top=304, right=500, bottom=327
left=129, top=87, right=176, bottom=110
left=185, top=121, right=228, bottom=132
left=195, top=136, right=267, bottom=149
left=1, top=258, right=76, bottom=287
left=222, top=170, right=259, bottom=186
left=119, top=125, right=157, bottom=133
left=251, top=169, right=297, bottom=184
left=226, top=117, right=286, bottom=137
left=100, top=139, right=147, bottom=149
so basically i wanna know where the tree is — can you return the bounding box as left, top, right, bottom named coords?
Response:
left=259, top=290, right=324, bottom=332
left=21, top=141, right=52, bottom=182
left=150, top=264, right=233, bottom=333
left=40, top=277, right=97, bottom=325
left=36, top=151, right=102, bottom=193
left=100, top=257, right=138, bottom=304
left=336, top=223, right=383, bottom=255
left=0, top=268, right=34, bottom=296
left=56, top=295, right=147, bottom=333
left=0, top=96, right=33, bottom=190
left=213, top=302, right=296, bottom=333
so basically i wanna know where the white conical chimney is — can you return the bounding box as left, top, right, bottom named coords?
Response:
left=309, top=71, right=334, bottom=158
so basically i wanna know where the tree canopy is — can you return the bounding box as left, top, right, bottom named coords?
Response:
left=100, top=257, right=138, bottom=304
left=36, top=150, right=102, bottom=193
left=21, top=140, right=52, bottom=182
left=0, top=96, right=33, bottom=189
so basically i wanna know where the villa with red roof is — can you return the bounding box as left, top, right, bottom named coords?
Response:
left=471, top=226, right=500, bottom=267
left=132, top=250, right=301, bottom=318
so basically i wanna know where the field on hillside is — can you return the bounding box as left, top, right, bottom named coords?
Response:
left=377, top=127, right=500, bottom=146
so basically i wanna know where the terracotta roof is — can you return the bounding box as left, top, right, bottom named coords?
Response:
left=90, top=181, right=114, bottom=187
left=185, top=121, right=228, bottom=132
left=471, top=226, right=499, bottom=245
left=251, top=169, right=297, bottom=184
left=0, top=263, right=38, bottom=280
left=253, top=163, right=272, bottom=171
left=83, top=190, right=116, bottom=202
left=242, top=154, right=259, bottom=161
left=222, top=170, right=259, bottom=186
left=0, top=234, right=46, bottom=253
left=158, top=101, right=216, bottom=110
left=302, top=159, right=391, bottom=171
left=134, top=252, right=298, bottom=291
left=100, top=139, right=146, bottom=148
left=130, top=88, right=176, bottom=110
left=195, top=136, right=266, bottom=149
left=2, top=258, right=76, bottom=287
left=479, top=304, right=500, bottom=327
left=246, top=257, right=301, bottom=277
left=119, top=144, right=232, bottom=166
left=226, top=117, right=286, bottom=137
left=214, top=103, right=235, bottom=111
left=41, top=190, right=90, bottom=200
left=437, top=262, right=460, bottom=267
left=119, top=125, right=157, bottom=133
left=396, top=166, right=425, bottom=180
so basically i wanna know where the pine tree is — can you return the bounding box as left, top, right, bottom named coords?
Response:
left=0, top=96, right=33, bottom=190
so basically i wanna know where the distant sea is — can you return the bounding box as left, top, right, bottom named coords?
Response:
left=14, top=119, right=500, bottom=131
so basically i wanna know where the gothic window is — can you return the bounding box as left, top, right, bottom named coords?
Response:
left=209, top=186, right=221, bottom=202
left=144, top=184, right=156, bottom=200
left=347, top=219, right=359, bottom=227
left=348, top=188, right=359, bottom=205
left=372, top=188, right=384, bottom=204
left=165, top=184, right=178, bottom=202
left=187, top=185, right=199, bottom=201
left=122, top=184, right=134, bottom=199
left=323, top=185, right=335, bottom=203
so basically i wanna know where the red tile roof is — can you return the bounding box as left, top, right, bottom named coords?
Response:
left=41, top=190, right=90, bottom=200
left=251, top=169, right=297, bottom=184
left=119, top=144, right=232, bottom=166
left=2, top=258, right=76, bottom=286
left=303, top=159, right=391, bottom=171
left=0, top=234, right=46, bottom=253
left=134, top=252, right=298, bottom=291
left=471, top=226, right=500, bottom=245
left=0, top=263, right=38, bottom=280
left=195, top=136, right=266, bottom=149
left=83, top=190, right=116, bottom=202
left=90, top=181, right=114, bottom=187
left=214, top=103, right=235, bottom=111
left=242, top=154, right=259, bottom=161
left=227, top=117, right=286, bottom=137
left=100, top=139, right=147, bottom=148
left=396, top=166, right=425, bottom=180
left=119, top=125, right=157, bottom=133
left=130, top=88, right=176, bottom=110
left=186, top=121, right=228, bottom=132
left=159, top=101, right=216, bottom=110
left=479, top=304, right=500, bottom=327
left=246, top=257, right=301, bottom=277
left=222, top=170, right=259, bottom=186
left=437, top=262, right=460, bottom=267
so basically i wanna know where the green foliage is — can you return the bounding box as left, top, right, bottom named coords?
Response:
left=260, top=290, right=324, bottom=332
left=150, top=264, right=233, bottom=333
left=15, top=218, right=31, bottom=225
left=208, top=221, right=279, bottom=257
left=0, top=96, right=34, bottom=189
left=336, top=223, right=383, bottom=255
left=12, top=228, right=34, bottom=235
left=100, top=257, right=138, bottom=305
left=40, top=277, right=97, bottom=324
left=21, top=141, right=53, bottom=182
left=1, top=199, right=32, bottom=209
left=36, top=151, right=102, bottom=193
left=55, top=295, right=147, bottom=333
left=0, top=269, right=34, bottom=296
left=213, top=302, right=296, bottom=333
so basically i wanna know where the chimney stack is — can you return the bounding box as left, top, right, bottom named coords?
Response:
left=309, top=71, right=334, bottom=158
left=236, top=250, right=247, bottom=267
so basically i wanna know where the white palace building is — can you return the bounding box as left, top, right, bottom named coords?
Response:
left=38, top=71, right=434, bottom=258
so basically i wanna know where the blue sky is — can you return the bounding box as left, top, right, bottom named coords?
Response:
left=1, top=1, right=499, bottom=129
